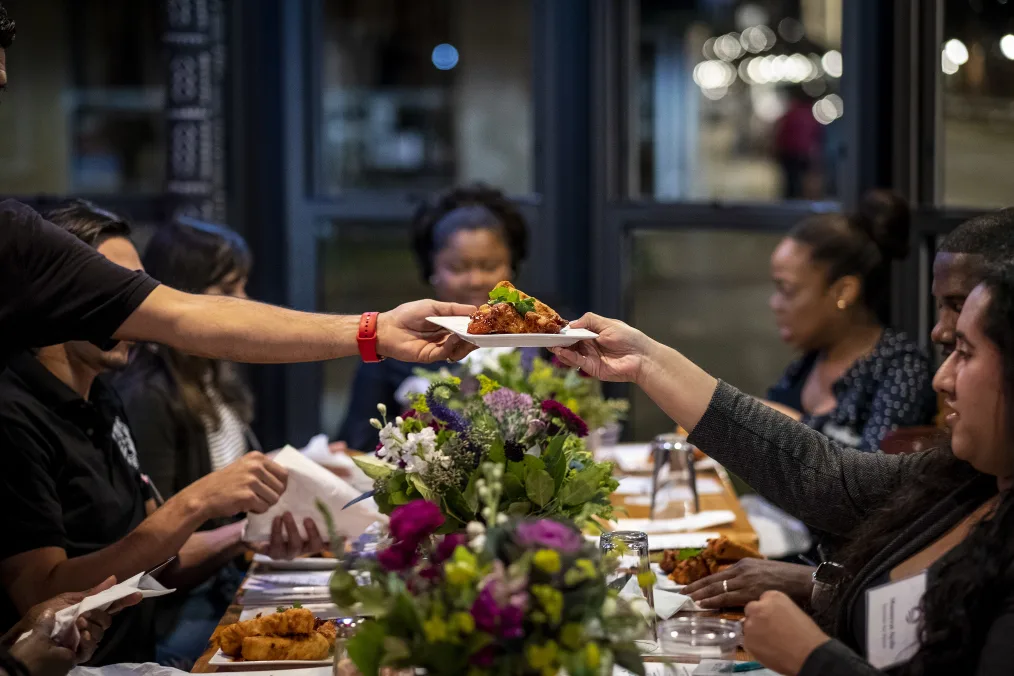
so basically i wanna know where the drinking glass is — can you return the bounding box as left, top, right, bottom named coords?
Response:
left=650, top=433, right=699, bottom=518
left=657, top=617, right=741, bottom=667
left=600, top=530, right=657, bottom=651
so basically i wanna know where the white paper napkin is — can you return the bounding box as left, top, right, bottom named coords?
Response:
left=298, top=434, right=374, bottom=493
left=243, top=447, right=385, bottom=544
left=619, top=476, right=724, bottom=499
left=615, top=512, right=736, bottom=534
left=43, top=573, right=173, bottom=645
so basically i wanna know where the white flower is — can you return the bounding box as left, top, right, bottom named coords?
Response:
left=403, top=427, right=437, bottom=457
left=470, top=534, right=487, bottom=552
left=495, top=513, right=508, bottom=525
left=376, top=403, right=387, bottom=417
left=423, top=448, right=451, bottom=469
left=369, top=418, right=383, bottom=430
left=602, top=597, right=618, bottom=618
left=395, top=416, right=404, bottom=426
left=466, top=521, right=486, bottom=537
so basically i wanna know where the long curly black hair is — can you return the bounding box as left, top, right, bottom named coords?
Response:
left=0, top=3, right=15, bottom=50
left=833, top=266, right=1014, bottom=675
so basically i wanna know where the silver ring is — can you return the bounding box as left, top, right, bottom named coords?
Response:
left=723, top=579, right=729, bottom=593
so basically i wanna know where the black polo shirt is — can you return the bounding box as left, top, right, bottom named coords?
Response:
left=0, top=353, right=155, bottom=665
left=0, top=200, right=159, bottom=367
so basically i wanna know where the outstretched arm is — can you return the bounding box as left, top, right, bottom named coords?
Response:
left=552, top=314, right=926, bottom=536
left=114, top=287, right=477, bottom=364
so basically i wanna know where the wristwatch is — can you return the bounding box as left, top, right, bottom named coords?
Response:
left=810, top=561, right=848, bottom=613
left=357, top=312, right=384, bottom=363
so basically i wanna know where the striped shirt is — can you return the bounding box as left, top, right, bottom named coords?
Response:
left=203, top=385, right=248, bottom=471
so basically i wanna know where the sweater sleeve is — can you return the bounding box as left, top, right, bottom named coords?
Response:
left=687, top=381, right=931, bottom=536
left=799, top=640, right=885, bottom=676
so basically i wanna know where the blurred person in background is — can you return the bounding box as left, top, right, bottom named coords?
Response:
left=765, top=190, right=936, bottom=452
left=337, top=184, right=530, bottom=452
left=774, top=86, right=822, bottom=200
left=0, top=203, right=322, bottom=668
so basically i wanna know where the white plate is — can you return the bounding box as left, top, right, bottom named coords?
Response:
left=426, top=316, right=597, bottom=348
left=252, top=554, right=338, bottom=571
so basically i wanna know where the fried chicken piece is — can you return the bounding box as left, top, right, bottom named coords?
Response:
left=658, top=549, right=679, bottom=575
left=668, top=555, right=711, bottom=585
left=241, top=633, right=331, bottom=661
left=217, top=608, right=317, bottom=657
left=468, top=282, right=567, bottom=335
left=314, top=619, right=338, bottom=647
left=707, top=536, right=762, bottom=562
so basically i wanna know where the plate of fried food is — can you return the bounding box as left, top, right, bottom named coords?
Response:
left=428, top=282, right=597, bottom=348
left=657, top=536, right=764, bottom=586
left=210, top=605, right=362, bottom=666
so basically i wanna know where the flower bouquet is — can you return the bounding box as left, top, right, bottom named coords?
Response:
left=351, top=377, right=619, bottom=530
left=327, top=491, right=648, bottom=676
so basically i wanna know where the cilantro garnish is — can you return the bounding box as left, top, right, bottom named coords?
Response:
left=489, top=286, right=536, bottom=317
left=677, top=548, right=703, bottom=561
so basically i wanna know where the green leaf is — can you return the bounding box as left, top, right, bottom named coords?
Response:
left=612, top=647, right=647, bottom=676
left=507, top=459, right=526, bottom=482
left=488, top=286, right=536, bottom=317
left=559, top=476, right=597, bottom=506
left=390, top=490, right=410, bottom=506
left=463, top=473, right=479, bottom=512
left=543, top=436, right=567, bottom=489
left=443, top=486, right=475, bottom=523
left=487, top=437, right=506, bottom=464
left=346, top=621, right=386, bottom=676
left=382, top=637, right=411, bottom=662
left=407, top=475, right=435, bottom=502
left=329, top=569, right=359, bottom=609
left=503, top=472, right=525, bottom=501
left=352, top=455, right=394, bottom=481
left=386, top=593, right=421, bottom=636
left=522, top=454, right=546, bottom=477
left=506, top=500, right=533, bottom=516
left=373, top=490, right=393, bottom=515
left=525, top=469, right=555, bottom=507
left=677, top=547, right=703, bottom=561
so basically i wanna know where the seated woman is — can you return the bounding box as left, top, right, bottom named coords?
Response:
left=766, top=190, right=936, bottom=450
left=553, top=268, right=1014, bottom=676
left=118, top=218, right=257, bottom=500
left=115, top=219, right=280, bottom=668
left=338, top=183, right=529, bottom=452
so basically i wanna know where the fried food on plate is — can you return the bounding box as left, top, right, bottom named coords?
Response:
left=468, top=282, right=567, bottom=335
left=659, top=536, right=763, bottom=585
left=216, top=608, right=333, bottom=660
left=241, top=633, right=331, bottom=662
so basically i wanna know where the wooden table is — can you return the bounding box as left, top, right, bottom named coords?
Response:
left=194, top=465, right=757, bottom=672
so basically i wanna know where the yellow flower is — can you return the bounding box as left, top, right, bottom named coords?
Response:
left=584, top=643, right=601, bottom=669
left=445, top=560, right=477, bottom=586
left=637, top=571, right=657, bottom=588
left=531, top=585, right=563, bottom=625
left=564, top=398, right=580, bottom=414
left=575, top=558, right=597, bottom=578
left=533, top=549, right=561, bottom=574
left=560, top=623, right=583, bottom=650
left=423, top=616, right=449, bottom=643
left=478, top=375, right=502, bottom=395
left=526, top=641, right=559, bottom=670
left=452, top=612, right=475, bottom=635
left=541, top=668, right=556, bottom=676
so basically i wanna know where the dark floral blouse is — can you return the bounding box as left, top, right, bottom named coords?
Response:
left=766, top=329, right=938, bottom=452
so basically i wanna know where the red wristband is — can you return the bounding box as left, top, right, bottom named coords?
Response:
left=358, top=312, right=384, bottom=363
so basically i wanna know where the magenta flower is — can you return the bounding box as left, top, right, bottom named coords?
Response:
left=389, top=500, right=445, bottom=544
left=541, top=400, right=589, bottom=438
left=499, top=605, right=524, bottom=639
left=516, top=520, right=583, bottom=554
left=433, top=533, right=467, bottom=564
left=471, top=587, right=500, bottom=634
left=376, top=542, right=419, bottom=572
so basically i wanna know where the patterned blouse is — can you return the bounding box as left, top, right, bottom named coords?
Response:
left=767, top=329, right=938, bottom=452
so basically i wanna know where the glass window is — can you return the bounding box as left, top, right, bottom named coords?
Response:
left=636, top=0, right=843, bottom=202
left=319, top=0, right=533, bottom=195
left=627, top=229, right=794, bottom=439
left=318, top=220, right=432, bottom=435
left=0, top=0, right=165, bottom=195
left=940, top=1, right=1014, bottom=208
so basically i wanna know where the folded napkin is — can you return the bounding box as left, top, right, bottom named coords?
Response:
left=618, top=576, right=695, bottom=619
left=298, top=434, right=374, bottom=493
left=243, top=447, right=385, bottom=544
left=615, top=512, right=737, bottom=534
left=40, top=573, right=173, bottom=648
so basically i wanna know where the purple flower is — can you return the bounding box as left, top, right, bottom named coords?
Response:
left=376, top=542, right=419, bottom=572
left=419, top=565, right=443, bottom=582
left=499, top=605, right=524, bottom=639
left=426, top=384, right=469, bottom=434
left=516, top=520, right=583, bottom=554
left=471, top=587, right=500, bottom=634
left=389, top=500, right=445, bottom=544
left=541, top=400, right=589, bottom=438
left=483, top=388, right=534, bottom=423
left=433, top=533, right=467, bottom=564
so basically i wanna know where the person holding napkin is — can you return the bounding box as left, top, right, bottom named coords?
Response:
left=552, top=268, right=1014, bottom=676
left=0, top=202, right=326, bottom=667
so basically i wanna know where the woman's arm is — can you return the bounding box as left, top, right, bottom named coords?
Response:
left=553, top=314, right=926, bottom=536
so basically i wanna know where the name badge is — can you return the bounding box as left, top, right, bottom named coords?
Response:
left=865, top=571, right=927, bottom=669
